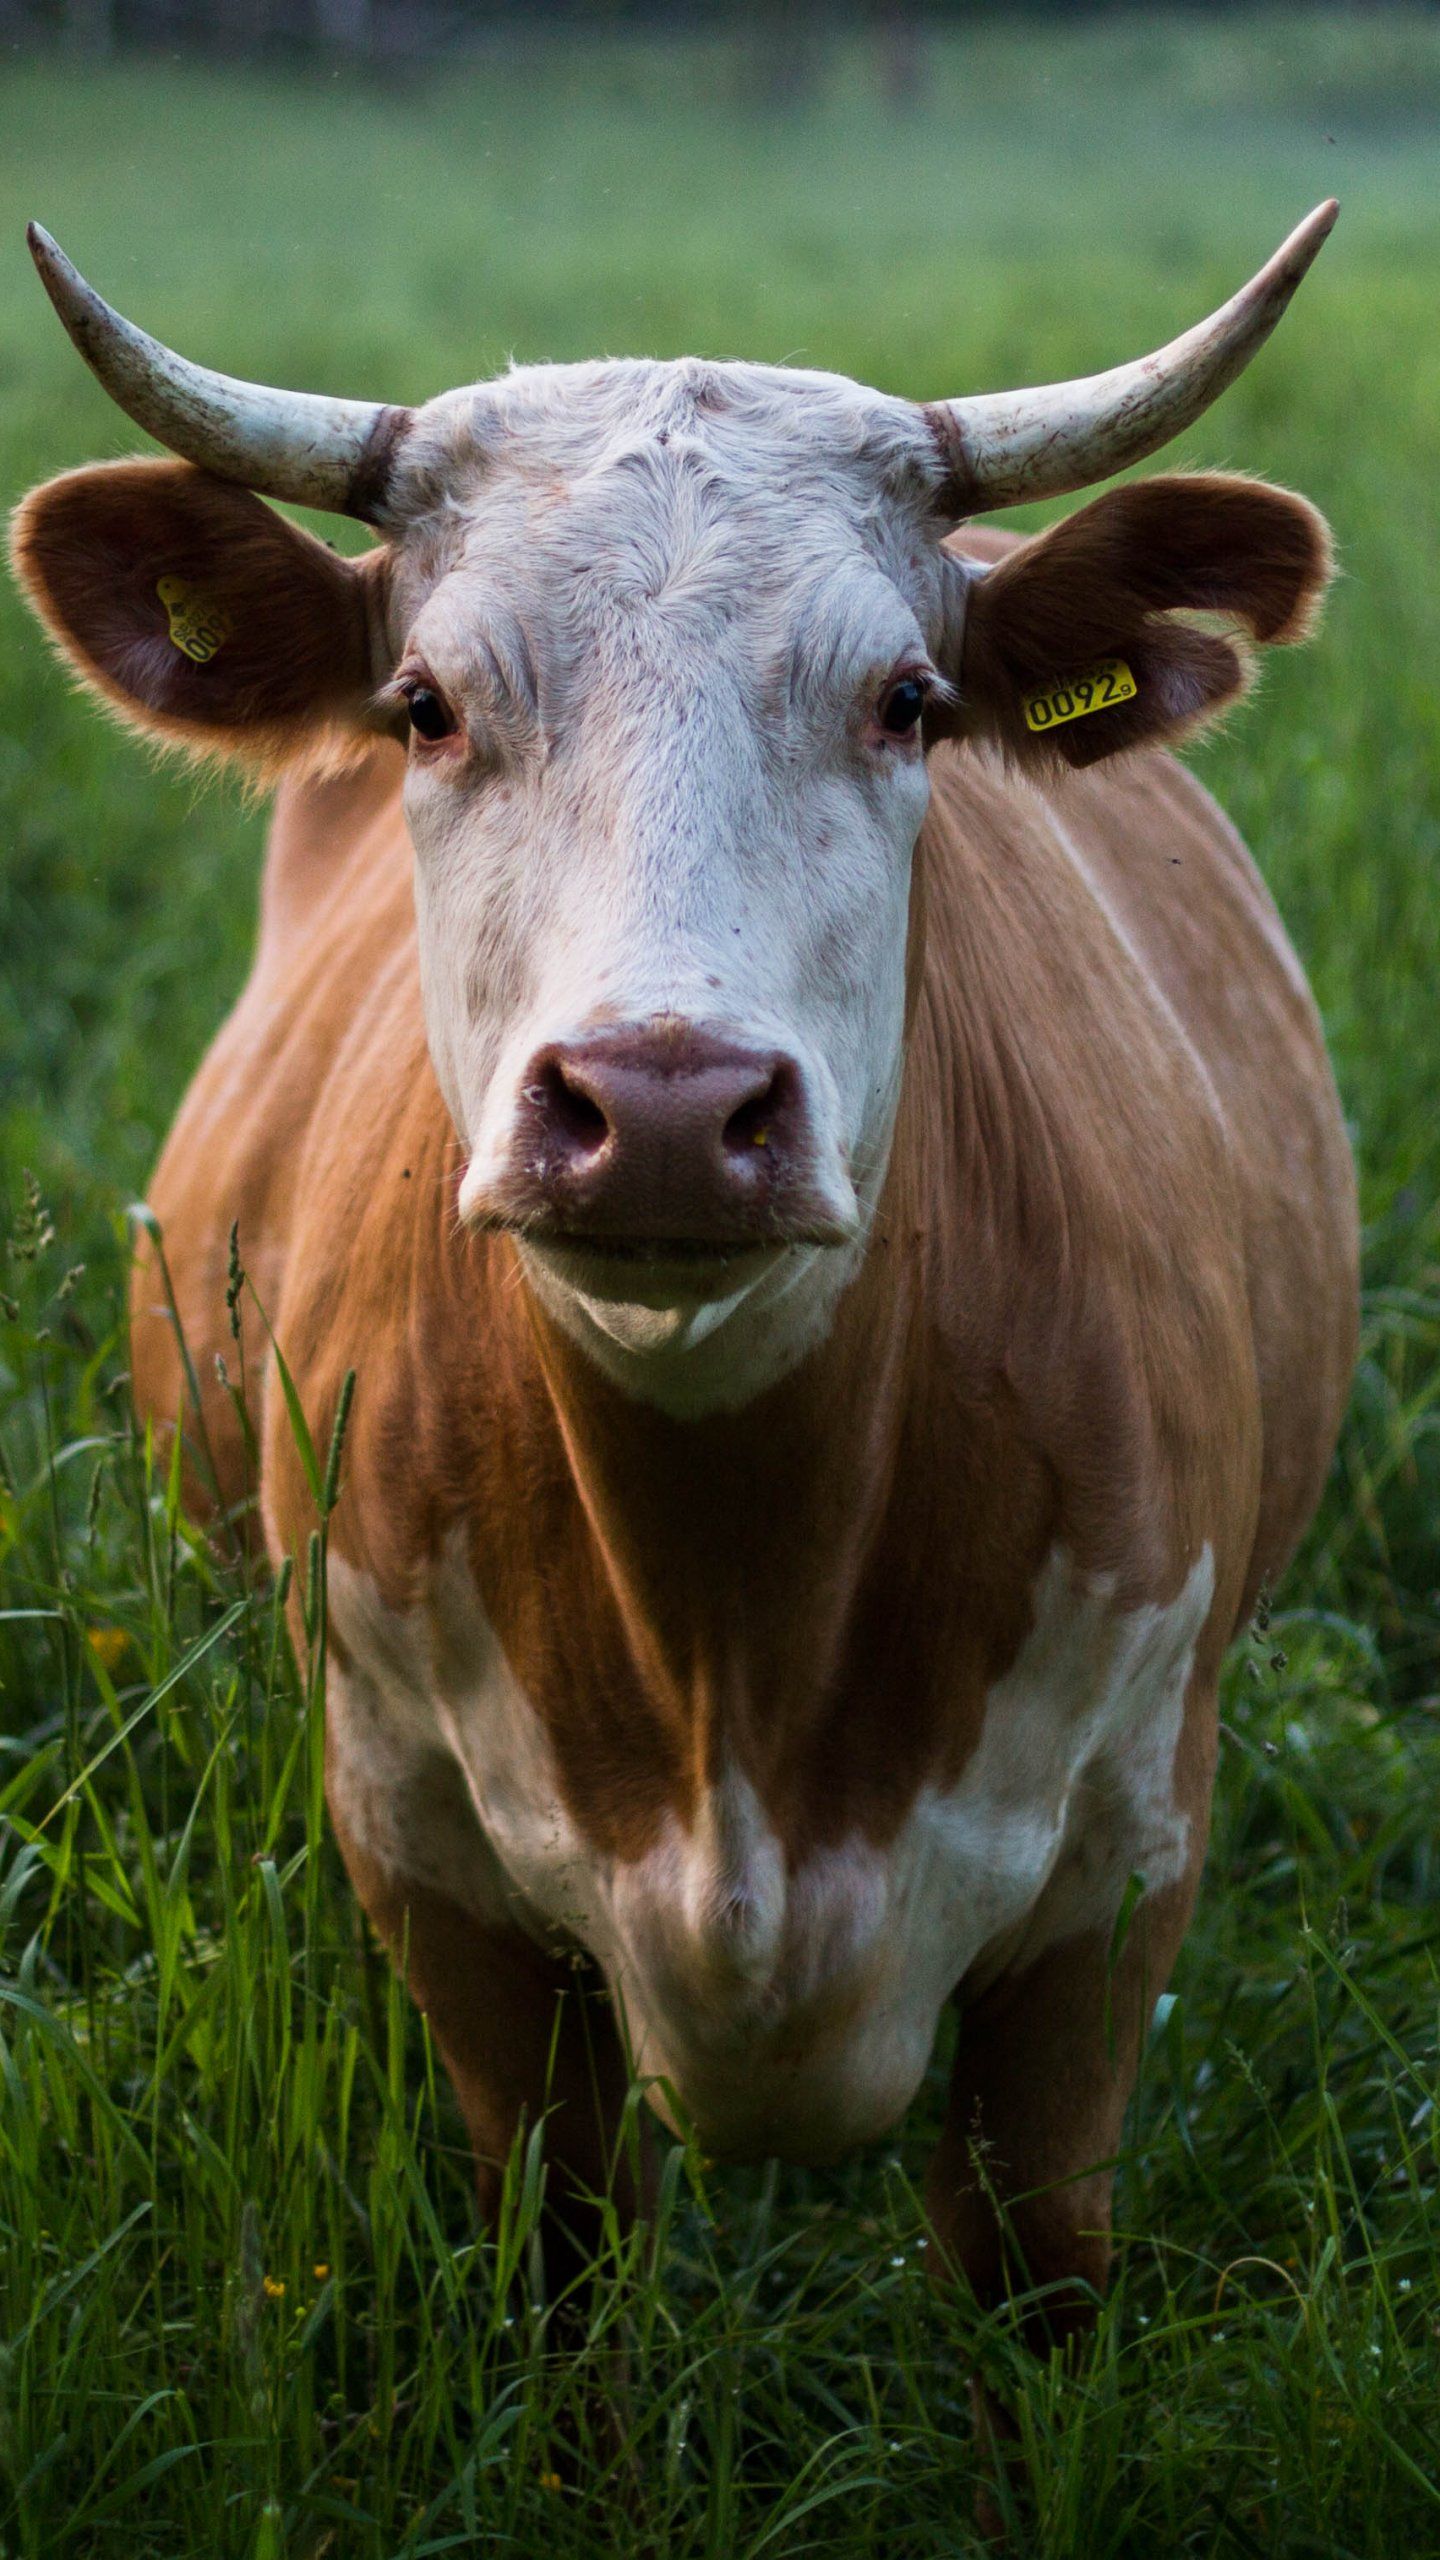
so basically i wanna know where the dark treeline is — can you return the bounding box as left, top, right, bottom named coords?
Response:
left=0, top=0, right=1427, bottom=72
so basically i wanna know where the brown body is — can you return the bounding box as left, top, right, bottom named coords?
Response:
left=124, top=526, right=1357, bottom=2317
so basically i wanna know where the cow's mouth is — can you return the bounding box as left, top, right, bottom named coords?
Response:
left=512, top=1225, right=794, bottom=1312
left=542, top=1233, right=765, bottom=1267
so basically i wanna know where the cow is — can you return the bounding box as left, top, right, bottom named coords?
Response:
left=12, top=209, right=1357, bottom=2415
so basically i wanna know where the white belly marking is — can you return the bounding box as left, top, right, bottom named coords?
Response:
left=325, top=1537, right=1214, bottom=2161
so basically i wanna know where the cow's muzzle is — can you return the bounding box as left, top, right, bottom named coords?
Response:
left=461, top=1018, right=858, bottom=1261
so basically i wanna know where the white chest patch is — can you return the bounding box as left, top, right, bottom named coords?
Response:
left=325, top=1537, right=1213, bottom=2163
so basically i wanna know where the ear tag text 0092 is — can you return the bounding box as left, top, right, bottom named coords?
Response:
left=1023, top=657, right=1136, bottom=735
left=156, top=575, right=233, bottom=666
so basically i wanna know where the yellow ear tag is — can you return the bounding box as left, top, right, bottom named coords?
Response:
left=1023, top=657, right=1136, bottom=735
left=156, top=575, right=233, bottom=665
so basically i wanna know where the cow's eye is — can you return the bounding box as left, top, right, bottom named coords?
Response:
left=877, top=675, right=927, bottom=738
left=405, top=685, right=457, bottom=743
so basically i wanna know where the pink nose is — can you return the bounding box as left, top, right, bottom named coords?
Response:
left=488, top=1020, right=850, bottom=1250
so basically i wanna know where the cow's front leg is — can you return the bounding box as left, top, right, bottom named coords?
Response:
left=926, top=1868, right=1200, bottom=2538
left=928, top=1867, right=1197, bottom=2339
left=325, top=1733, right=640, bottom=2298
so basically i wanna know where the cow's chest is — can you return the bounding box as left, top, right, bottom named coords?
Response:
left=325, top=1538, right=1213, bottom=2162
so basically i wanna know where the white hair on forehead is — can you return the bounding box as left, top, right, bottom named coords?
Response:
left=564, top=439, right=756, bottom=626
left=389, top=353, right=940, bottom=526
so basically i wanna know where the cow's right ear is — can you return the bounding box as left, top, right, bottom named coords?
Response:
left=936, top=473, right=1331, bottom=773
left=9, top=458, right=392, bottom=774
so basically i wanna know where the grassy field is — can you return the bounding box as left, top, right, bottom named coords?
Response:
left=1, top=13, right=1438, bottom=2554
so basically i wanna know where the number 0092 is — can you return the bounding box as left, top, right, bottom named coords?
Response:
left=1023, top=657, right=1137, bottom=734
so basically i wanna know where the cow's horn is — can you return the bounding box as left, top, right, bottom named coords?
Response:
left=26, top=223, right=411, bottom=525
left=924, top=200, right=1338, bottom=515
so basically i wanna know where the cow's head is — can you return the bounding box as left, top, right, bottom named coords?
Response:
left=12, top=212, right=1335, bottom=1411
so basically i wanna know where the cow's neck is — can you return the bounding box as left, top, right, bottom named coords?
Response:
left=518, top=1239, right=909, bottom=1767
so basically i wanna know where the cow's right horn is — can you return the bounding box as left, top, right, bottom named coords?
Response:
left=26, top=224, right=411, bottom=526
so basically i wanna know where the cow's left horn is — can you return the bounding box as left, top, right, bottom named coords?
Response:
left=26, top=224, right=411, bottom=524
left=925, top=200, right=1337, bottom=515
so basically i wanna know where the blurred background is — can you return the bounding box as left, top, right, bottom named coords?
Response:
left=2, top=0, right=1439, bottom=80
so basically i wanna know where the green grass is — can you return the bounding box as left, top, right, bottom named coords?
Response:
left=1, top=15, right=1438, bottom=2553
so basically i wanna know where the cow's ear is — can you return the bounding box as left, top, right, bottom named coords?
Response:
left=941, top=473, right=1331, bottom=772
left=9, top=458, right=392, bottom=774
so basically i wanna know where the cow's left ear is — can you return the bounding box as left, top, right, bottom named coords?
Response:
left=9, top=457, right=392, bottom=775
left=939, top=474, right=1332, bottom=771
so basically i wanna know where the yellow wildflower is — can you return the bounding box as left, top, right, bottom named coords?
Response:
left=86, top=1626, right=129, bottom=1673
left=262, top=2275, right=286, bottom=2300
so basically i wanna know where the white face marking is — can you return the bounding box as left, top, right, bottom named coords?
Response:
left=383, top=360, right=962, bottom=1412
left=326, top=1537, right=1213, bottom=2164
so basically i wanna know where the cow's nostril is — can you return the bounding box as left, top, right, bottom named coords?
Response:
left=723, top=1066, right=791, bottom=1159
left=532, top=1057, right=610, bottom=1157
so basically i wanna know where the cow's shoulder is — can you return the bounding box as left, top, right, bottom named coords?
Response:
left=132, top=742, right=419, bottom=1523
left=909, top=728, right=1354, bottom=1611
